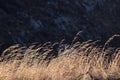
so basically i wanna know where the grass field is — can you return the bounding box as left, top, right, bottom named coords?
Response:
left=0, top=35, right=120, bottom=80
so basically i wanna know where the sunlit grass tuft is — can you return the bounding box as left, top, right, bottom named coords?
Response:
left=0, top=35, right=120, bottom=80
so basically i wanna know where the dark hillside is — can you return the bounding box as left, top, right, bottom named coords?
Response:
left=0, top=0, right=120, bottom=53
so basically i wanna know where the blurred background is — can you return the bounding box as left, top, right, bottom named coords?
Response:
left=0, top=0, right=120, bottom=53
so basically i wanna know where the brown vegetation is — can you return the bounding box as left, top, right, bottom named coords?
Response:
left=0, top=35, right=120, bottom=80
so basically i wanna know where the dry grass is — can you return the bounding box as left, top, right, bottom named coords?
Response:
left=0, top=35, right=120, bottom=80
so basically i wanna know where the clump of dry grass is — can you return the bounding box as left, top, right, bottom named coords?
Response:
left=0, top=35, right=120, bottom=80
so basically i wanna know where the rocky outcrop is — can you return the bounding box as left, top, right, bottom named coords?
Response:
left=0, top=0, right=120, bottom=54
